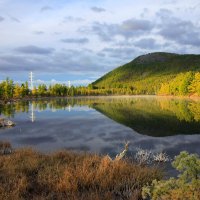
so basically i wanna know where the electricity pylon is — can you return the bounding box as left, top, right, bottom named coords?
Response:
left=29, top=71, right=34, bottom=90
left=68, top=81, right=71, bottom=88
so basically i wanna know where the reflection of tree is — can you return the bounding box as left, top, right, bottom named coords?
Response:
left=91, top=97, right=200, bottom=136
left=0, top=97, right=200, bottom=131
left=158, top=99, right=193, bottom=122
left=0, top=101, right=29, bottom=118
left=188, top=102, right=200, bottom=122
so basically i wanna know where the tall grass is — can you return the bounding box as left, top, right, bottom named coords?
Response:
left=0, top=142, right=162, bottom=200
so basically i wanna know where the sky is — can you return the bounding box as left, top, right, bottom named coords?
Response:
left=0, top=0, right=200, bottom=86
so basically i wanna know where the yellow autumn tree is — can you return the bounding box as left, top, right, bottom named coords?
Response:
left=188, top=72, right=200, bottom=95
left=13, top=84, right=21, bottom=98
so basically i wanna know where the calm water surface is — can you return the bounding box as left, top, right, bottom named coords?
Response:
left=0, top=96, right=200, bottom=161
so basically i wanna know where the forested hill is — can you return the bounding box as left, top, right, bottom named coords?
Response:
left=91, top=52, right=200, bottom=96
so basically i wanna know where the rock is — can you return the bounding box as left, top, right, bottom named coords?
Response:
left=0, top=148, right=13, bottom=155
left=0, top=141, right=13, bottom=155
left=0, top=118, right=15, bottom=127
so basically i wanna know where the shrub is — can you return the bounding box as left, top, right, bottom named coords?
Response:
left=142, top=151, right=200, bottom=200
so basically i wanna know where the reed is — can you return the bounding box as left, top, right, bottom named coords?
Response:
left=0, top=142, right=162, bottom=200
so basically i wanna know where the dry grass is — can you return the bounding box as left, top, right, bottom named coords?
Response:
left=0, top=142, right=162, bottom=200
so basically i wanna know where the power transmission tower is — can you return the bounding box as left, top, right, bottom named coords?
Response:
left=68, top=81, right=71, bottom=88
left=29, top=71, right=34, bottom=90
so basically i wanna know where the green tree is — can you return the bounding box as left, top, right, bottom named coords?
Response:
left=142, top=151, right=200, bottom=200
left=38, top=84, right=47, bottom=96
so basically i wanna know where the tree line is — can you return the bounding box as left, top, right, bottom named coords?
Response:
left=0, top=78, right=91, bottom=99
left=158, top=71, right=200, bottom=96
left=1, top=72, right=200, bottom=100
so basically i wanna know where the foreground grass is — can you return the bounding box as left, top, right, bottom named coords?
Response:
left=0, top=143, right=162, bottom=200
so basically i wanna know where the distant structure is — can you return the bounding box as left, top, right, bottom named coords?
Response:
left=29, top=103, right=35, bottom=122
left=29, top=71, right=34, bottom=90
left=68, top=81, right=71, bottom=88
left=68, top=105, right=71, bottom=112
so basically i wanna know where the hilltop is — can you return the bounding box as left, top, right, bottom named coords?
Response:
left=91, top=52, right=200, bottom=95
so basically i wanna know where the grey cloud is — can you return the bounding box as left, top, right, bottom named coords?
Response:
left=156, top=8, right=173, bottom=19
left=83, top=19, right=154, bottom=41
left=0, top=55, right=42, bottom=71
left=0, top=16, right=4, bottom=22
left=61, top=38, right=89, bottom=44
left=0, top=55, right=54, bottom=72
left=33, top=31, right=45, bottom=35
left=156, top=8, right=200, bottom=47
left=122, top=18, right=153, bottom=31
left=97, top=52, right=106, bottom=57
left=102, top=47, right=139, bottom=60
left=159, top=17, right=200, bottom=46
left=91, top=7, right=106, bottom=13
left=10, top=16, right=20, bottom=23
left=15, top=45, right=54, bottom=55
left=0, top=48, right=110, bottom=74
left=54, top=32, right=61, bottom=35
left=63, top=16, right=84, bottom=23
left=140, top=8, right=149, bottom=18
left=0, top=55, right=28, bottom=64
left=40, top=6, right=53, bottom=12
left=189, top=3, right=200, bottom=11
left=134, top=38, right=160, bottom=49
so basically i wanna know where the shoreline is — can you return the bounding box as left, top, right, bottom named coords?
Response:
left=1, top=94, right=200, bottom=105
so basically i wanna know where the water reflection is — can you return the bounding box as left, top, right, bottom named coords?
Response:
left=0, top=97, right=200, bottom=166
left=92, top=97, right=200, bottom=136
left=1, top=97, right=200, bottom=137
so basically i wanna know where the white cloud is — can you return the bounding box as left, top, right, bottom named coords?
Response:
left=0, top=0, right=199, bottom=82
left=33, top=79, right=94, bottom=86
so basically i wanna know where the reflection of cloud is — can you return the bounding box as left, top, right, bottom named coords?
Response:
left=18, top=136, right=56, bottom=145
left=65, top=145, right=90, bottom=151
left=71, top=106, right=93, bottom=112
left=0, top=97, right=199, bottom=168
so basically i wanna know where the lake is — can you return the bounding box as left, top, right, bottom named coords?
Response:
left=0, top=96, right=200, bottom=162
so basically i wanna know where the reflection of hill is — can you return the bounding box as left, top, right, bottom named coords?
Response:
left=1, top=97, right=200, bottom=137
left=91, top=98, right=200, bottom=137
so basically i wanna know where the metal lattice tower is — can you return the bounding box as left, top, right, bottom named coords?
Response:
left=68, top=81, right=71, bottom=88
left=29, top=71, right=34, bottom=90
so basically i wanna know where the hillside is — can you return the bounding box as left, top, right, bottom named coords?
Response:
left=92, top=52, right=200, bottom=95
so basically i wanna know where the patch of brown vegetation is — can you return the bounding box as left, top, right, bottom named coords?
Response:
left=0, top=143, right=162, bottom=200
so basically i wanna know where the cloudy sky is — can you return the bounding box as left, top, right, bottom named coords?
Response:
left=0, top=0, right=200, bottom=86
